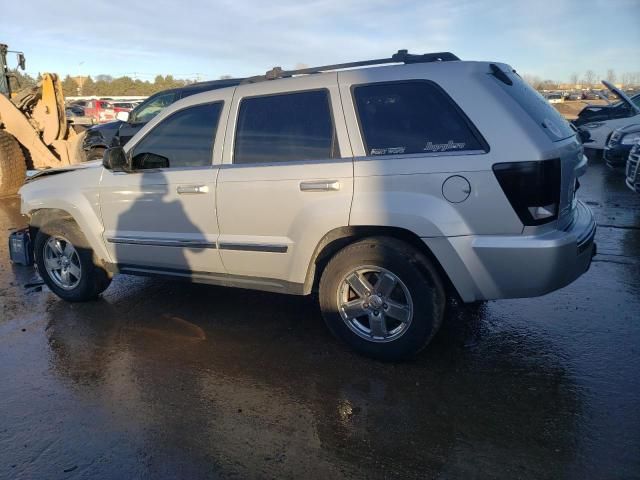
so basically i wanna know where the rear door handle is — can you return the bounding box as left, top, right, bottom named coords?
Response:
left=177, top=185, right=209, bottom=194
left=299, top=180, right=341, bottom=192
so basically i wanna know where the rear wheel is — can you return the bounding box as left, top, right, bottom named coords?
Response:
left=319, top=237, right=446, bottom=361
left=34, top=219, right=112, bottom=301
left=0, top=129, right=27, bottom=196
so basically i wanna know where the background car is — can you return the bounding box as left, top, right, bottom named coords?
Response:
left=65, top=104, right=85, bottom=116
left=625, top=142, right=640, bottom=193
left=112, top=101, right=137, bottom=113
left=575, top=81, right=640, bottom=154
left=82, top=78, right=243, bottom=160
left=83, top=99, right=116, bottom=124
left=547, top=93, right=564, bottom=104
left=604, top=124, right=640, bottom=168
left=574, top=87, right=640, bottom=127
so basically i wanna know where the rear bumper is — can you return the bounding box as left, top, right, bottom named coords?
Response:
left=425, top=201, right=597, bottom=302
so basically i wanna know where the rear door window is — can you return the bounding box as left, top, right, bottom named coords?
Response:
left=353, top=81, right=486, bottom=156
left=233, top=90, right=338, bottom=165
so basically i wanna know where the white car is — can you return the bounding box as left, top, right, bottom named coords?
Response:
left=14, top=50, right=596, bottom=360
left=546, top=93, right=564, bottom=104
left=576, top=81, right=640, bottom=151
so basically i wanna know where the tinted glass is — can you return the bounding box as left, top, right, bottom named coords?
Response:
left=132, top=102, right=222, bottom=170
left=131, top=92, right=177, bottom=123
left=493, top=70, right=575, bottom=141
left=354, top=82, right=485, bottom=156
left=234, top=90, right=337, bottom=164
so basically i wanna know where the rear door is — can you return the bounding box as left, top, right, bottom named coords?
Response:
left=216, top=74, right=353, bottom=288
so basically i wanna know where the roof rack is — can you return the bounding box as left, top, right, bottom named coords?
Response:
left=241, top=49, right=460, bottom=84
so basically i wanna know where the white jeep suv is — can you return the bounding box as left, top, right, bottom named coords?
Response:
left=17, top=51, right=597, bottom=360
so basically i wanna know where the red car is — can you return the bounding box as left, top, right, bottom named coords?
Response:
left=83, top=99, right=116, bottom=124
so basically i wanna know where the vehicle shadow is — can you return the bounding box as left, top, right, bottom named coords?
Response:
left=111, top=170, right=208, bottom=272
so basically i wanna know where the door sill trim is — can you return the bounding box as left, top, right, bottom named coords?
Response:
left=105, top=263, right=304, bottom=295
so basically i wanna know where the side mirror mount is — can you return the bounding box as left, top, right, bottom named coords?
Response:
left=132, top=152, right=170, bottom=170
left=17, top=53, right=26, bottom=70
left=116, top=111, right=130, bottom=122
left=103, top=146, right=129, bottom=171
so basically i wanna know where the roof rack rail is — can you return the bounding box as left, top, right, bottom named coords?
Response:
left=241, top=49, right=460, bottom=84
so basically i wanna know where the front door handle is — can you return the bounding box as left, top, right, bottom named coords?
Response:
left=177, top=185, right=209, bottom=194
left=299, top=180, right=341, bottom=192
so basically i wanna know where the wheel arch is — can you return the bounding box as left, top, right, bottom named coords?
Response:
left=303, top=225, right=463, bottom=301
left=27, top=207, right=110, bottom=266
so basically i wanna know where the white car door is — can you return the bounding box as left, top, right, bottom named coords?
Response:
left=216, top=74, right=353, bottom=291
left=99, top=97, right=230, bottom=276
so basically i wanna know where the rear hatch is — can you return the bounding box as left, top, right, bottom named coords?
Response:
left=488, top=64, right=584, bottom=229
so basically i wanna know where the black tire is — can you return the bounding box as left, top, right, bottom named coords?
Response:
left=0, top=129, right=27, bottom=197
left=34, top=218, right=112, bottom=302
left=319, top=237, right=446, bottom=361
left=85, top=147, right=105, bottom=162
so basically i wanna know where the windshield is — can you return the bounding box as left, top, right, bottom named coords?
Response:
left=130, top=92, right=177, bottom=123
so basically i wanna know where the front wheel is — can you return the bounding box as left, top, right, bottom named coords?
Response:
left=319, top=237, right=446, bottom=361
left=34, top=219, right=112, bottom=302
left=85, top=147, right=106, bottom=162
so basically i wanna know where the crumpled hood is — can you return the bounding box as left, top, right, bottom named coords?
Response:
left=602, top=80, right=640, bottom=114
left=26, top=160, right=103, bottom=182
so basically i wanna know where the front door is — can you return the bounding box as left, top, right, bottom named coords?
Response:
left=216, top=74, right=353, bottom=289
left=99, top=101, right=227, bottom=275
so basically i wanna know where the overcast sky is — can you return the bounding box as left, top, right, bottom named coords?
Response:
left=2, top=0, right=639, bottom=82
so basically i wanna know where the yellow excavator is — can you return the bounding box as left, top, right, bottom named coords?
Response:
left=0, top=44, right=84, bottom=196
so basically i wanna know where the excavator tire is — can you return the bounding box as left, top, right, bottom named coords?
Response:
left=0, top=129, right=27, bottom=197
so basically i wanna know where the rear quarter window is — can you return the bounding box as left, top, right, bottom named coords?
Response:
left=353, top=81, right=487, bottom=157
left=491, top=67, right=575, bottom=141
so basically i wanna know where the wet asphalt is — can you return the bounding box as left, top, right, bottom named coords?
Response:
left=0, top=158, right=638, bottom=480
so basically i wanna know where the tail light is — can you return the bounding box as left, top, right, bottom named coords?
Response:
left=493, top=159, right=561, bottom=226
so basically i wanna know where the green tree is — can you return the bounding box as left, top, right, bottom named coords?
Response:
left=8, top=69, right=37, bottom=92
left=81, top=76, right=96, bottom=96
left=61, top=75, right=78, bottom=97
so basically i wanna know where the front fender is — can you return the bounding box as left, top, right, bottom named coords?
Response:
left=19, top=169, right=111, bottom=263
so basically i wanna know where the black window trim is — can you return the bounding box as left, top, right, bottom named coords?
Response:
left=350, top=79, right=490, bottom=158
left=231, top=87, right=340, bottom=166
left=129, top=100, right=224, bottom=172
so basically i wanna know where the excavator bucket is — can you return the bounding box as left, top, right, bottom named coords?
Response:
left=1, top=44, right=85, bottom=195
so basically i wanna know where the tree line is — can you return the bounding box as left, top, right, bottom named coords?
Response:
left=9, top=70, right=207, bottom=97
left=522, top=69, right=640, bottom=91
left=10, top=68, right=640, bottom=98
